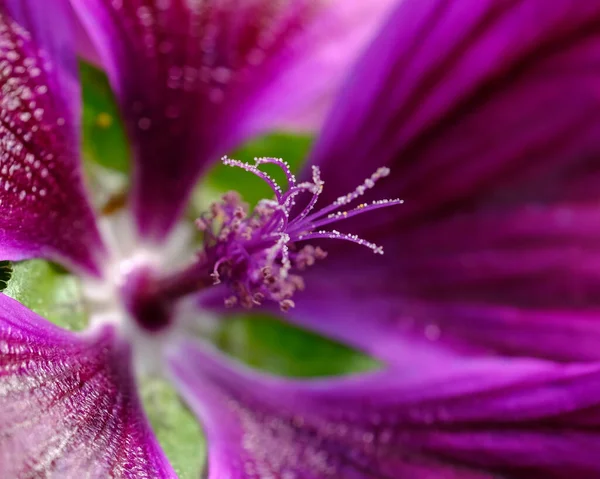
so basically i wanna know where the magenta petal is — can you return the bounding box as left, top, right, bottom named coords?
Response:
left=72, top=6, right=101, bottom=66
left=367, top=206, right=600, bottom=361
left=71, top=0, right=396, bottom=239
left=0, top=294, right=176, bottom=477
left=294, top=0, right=600, bottom=361
left=309, top=0, right=600, bottom=210
left=170, top=341, right=600, bottom=479
left=241, top=0, right=398, bottom=134
left=292, top=215, right=600, bottom=364
left=0, top=1, right=105, bottom=274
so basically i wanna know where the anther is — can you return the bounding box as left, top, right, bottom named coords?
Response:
left=280, top=299, right=295, bottom=312
left=224, top=296, right=238, bottom=308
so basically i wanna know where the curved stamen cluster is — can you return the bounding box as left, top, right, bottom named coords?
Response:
left=196, top=156, right=403, bottom=311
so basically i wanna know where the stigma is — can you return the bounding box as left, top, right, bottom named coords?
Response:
left=196, top=156, right=403, bottom=312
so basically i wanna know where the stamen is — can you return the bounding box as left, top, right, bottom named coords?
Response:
left=254, top=157, right=296, bottom=188
left=281, top=181, right=318, bottom=206
left=297, top=230, right=384, bottom=255
left=186, top=157, right=402, bottom=311
left=288, top=165, right=324, bottom=225
left=290, top=198, right=404, bottom=233
left=222, top=156, right=283, bottom=201
left=294, top=166, right=391, bottom=226
left=266, top=233, right=291, bottom=271
left=337, top=167, right=391, bottom=206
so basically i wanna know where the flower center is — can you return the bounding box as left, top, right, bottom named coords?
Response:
left=85, top=157, right=401, bottom=335
left=158, top=156, right=402, bottom=312
left=82, top=212, right=197, bottom=335
left=121, top=266, right=172, bottom=332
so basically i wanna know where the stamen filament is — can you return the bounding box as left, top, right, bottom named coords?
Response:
left=222, top=156, right=283, bottom=201
left=288, top=198, right=404, bottom=234
left=296, top=230, right=384, bottom=254
left=288, top=165, right=324, bottom=225
left=291, top=166, right=391, bottom=227
left=255, top=157, right=296, bottom=188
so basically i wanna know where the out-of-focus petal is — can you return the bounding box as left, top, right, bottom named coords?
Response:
left=0, top=0, right=105, bottom=275
left=0, top=294, right=176, bottom=478
left=244, top=0, right=398, bottom=133
left=170, top=340, right=600, bottom=479
left=296, top=0, right=600, bottom=361
left=365, top=207, right=600, bottom=361
left=292, top=215, right=600, bottom=364
left=72, top=6, right=101, bottom=66
left=71, top=0, right=396, bottom=240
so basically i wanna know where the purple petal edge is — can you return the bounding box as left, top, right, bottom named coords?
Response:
left=0, top=0, right=105, bottom=275
left=0, top=293, right=176, bottom=478
left=170, top=339, right=600, bottom=479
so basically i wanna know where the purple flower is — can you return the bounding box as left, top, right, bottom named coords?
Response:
left=2, top=0, right=600, bottom=477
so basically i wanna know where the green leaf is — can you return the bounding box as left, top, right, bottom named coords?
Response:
left=3, top=260, right=87, bottom=331
left=0, top=261, right=12, bottom=291
left=80, top=61, right=130, bottom=174
left=216, top=314, right=381, bottom=378
left=191, top=132, right=313, bottom=213
left=140, top=377, right=206, bottom=479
